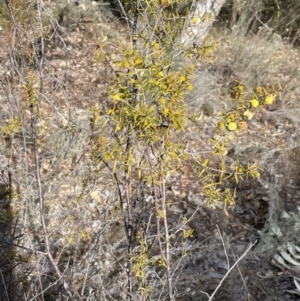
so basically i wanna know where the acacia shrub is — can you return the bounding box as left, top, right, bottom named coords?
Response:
left=91, top=0, right=280, bottom=300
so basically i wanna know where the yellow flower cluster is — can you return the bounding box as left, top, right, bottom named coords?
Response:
left=218, top=82, right=280, bottom=133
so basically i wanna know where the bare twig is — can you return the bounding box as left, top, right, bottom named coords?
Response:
left=216, top=225, right=230, bottom=270
left=160, top=170, right=173, bottom=299
left=200, top=238, right=257, bottom=301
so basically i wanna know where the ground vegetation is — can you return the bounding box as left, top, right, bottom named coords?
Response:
left=1, top=1, right=300, bottom=300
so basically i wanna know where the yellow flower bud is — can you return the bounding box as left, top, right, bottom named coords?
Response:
left=227, top=122, right=237, bottom=131
left=265, top=94, right=275, bottom=105
left=238, top=85, right=244, bottom=92
left=153, top=43, right=160, bottom=49
left=192, top=17, right=199, bottom=24
left=250, top=98, right=259, bottom=108
left=158, top=71, right=164, bottom=78
left=163, top=108, right=169, bottom=115
left=134, top=59, right=142, bottom=66
left=218, top=121, right=225, bottom=128
left=113, top=94, right=121, bottom=101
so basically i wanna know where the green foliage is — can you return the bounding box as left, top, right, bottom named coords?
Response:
left=95, top=4, right=282, bottom=208
left=117, top=0, right=190, bottom=43
left=24, top=74, right=38, bottom=105
left=92, top=2, right=210, bottom=297
left=192, top=81, right=281, bottom=207
left=2, top=117, right=22, bottom=137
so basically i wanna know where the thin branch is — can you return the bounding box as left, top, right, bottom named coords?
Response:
left=3, top=0, right=73, bottom=297
left=216, top=225, right=229, bottom=270
left=200, top=240, right=257, bottom=301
